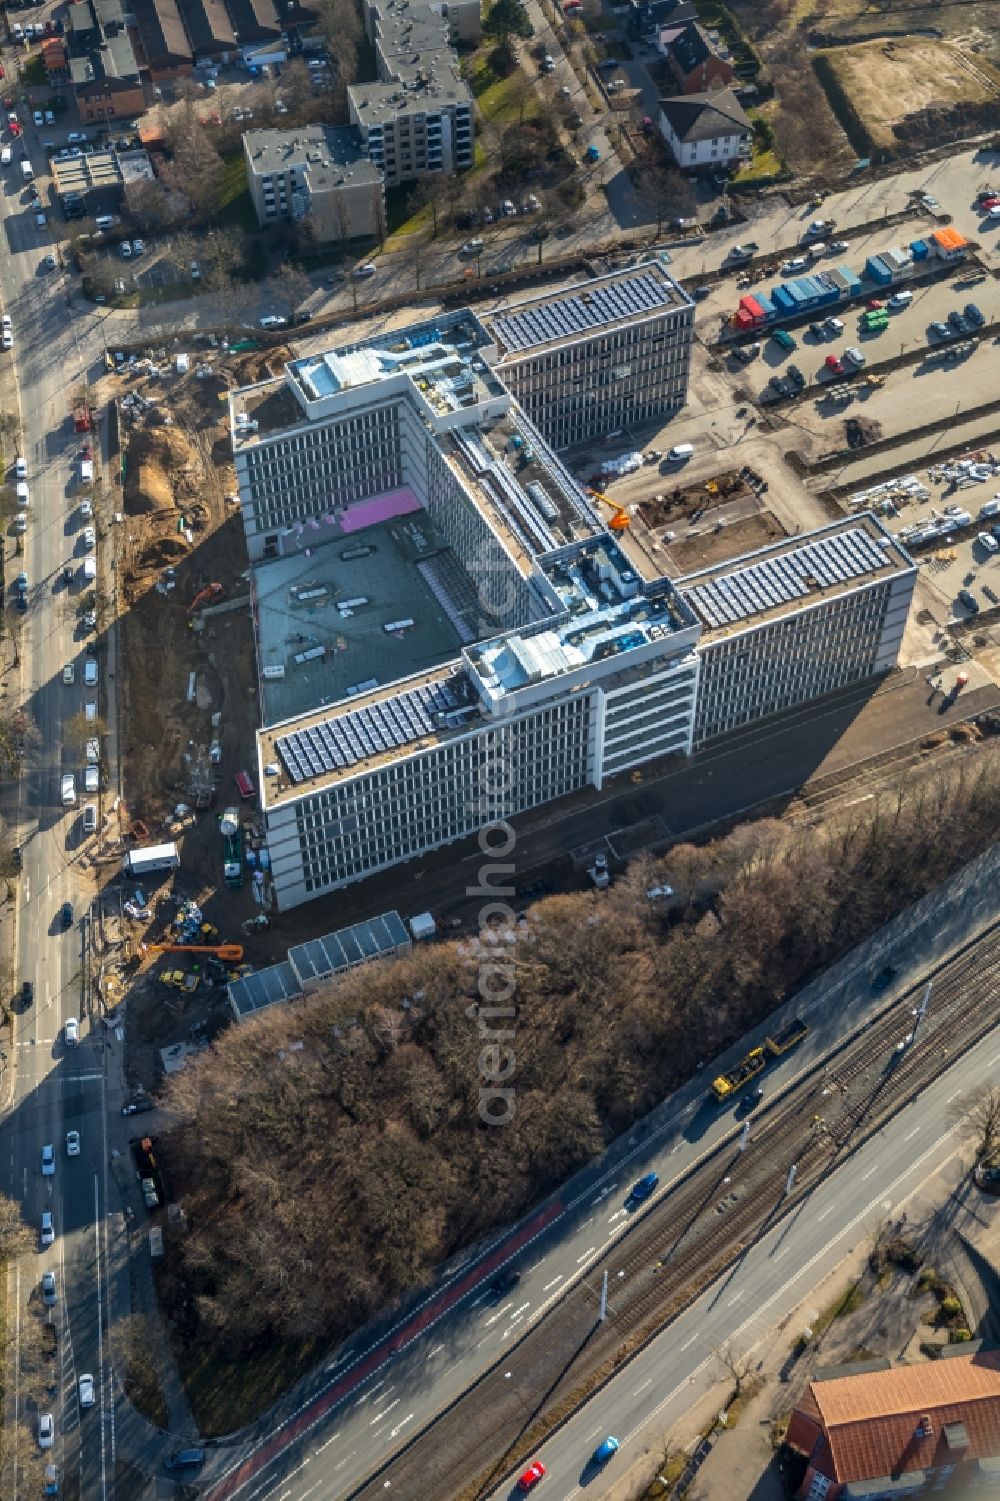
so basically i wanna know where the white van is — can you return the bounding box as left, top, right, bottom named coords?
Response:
left=667, top=444, right=694, bottom=463
left=16, top=480, right=29, bottom=508
left=94, top=214, right=115, bottom=231
left=20, top=160, right=33, bottom=182
left=0, top=147, right=11, bottom=167
left=82, top=556, right=97, bottom=581
left=82, top=804, right=98, bottom=834
left=80, top=459, right=94, bottom=485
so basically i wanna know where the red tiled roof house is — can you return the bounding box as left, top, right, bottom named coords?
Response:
left=785, top=1350, right=1000, bottom=1499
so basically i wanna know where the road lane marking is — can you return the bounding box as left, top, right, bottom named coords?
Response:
left=680, top=1334, right=698, bottom=1350
left=370, top=1398, right=399, bottom=1425
left=542, top=1275, right=563, bottom=1291
left=634, top=1378, right=652, bottom=1395
left=576, top=1247, right=596, bottom=1264
left=727, top=1290, right=744, bottom=1306
left=861, top=1165, right=878, bottom=1180
left=427, top=1345, right=444, bottom=1359
left=816, top=1206, right=834, bottom=1222
left=315, top=1433, right=339, bottom=1454
left=903, top=1127, right=920, bottom=1142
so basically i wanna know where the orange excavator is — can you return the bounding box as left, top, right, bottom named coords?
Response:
left=140, top=942, right=244, bottom=962
left=587, top=488, right=631, bottom=532
left=190, top=582, right=223, bottom=612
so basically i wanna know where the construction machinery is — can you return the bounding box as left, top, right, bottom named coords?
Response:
left=587, top=488, right=630, bottom=532
left=140, top=943, right=244, bottom=962
left=710, top=1018, right=808, bottom=1101
left=220, top=806, right=244, bottom=889
left=190, top=582, right=223, bottom=612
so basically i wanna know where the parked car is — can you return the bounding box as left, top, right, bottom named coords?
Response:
left=40, top=1211, right=54, bottom=1247
left=78, top=1374, right=95, bottom=1409
left=64, top=1017, right=78, bottom=1045
left=964, top=302, right=984, bottom=326
left=353, top=262, right=376, bottom=278
left=977, top=531, right=999, bottom=554
left=958, top=589, right=979, bottom=614
left=41, top=1270, right=57, bottom=1306
left=38, top=1413, right=54, bottom=1449
left=782, top=257, right=807, bottom=274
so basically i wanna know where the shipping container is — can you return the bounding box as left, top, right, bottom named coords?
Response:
left=865, top=255, right=893, bottom=285
left=910, top=240, right=929, bottom=261
left=755, top=293, right=776, bottom=320
left=833, top=266, right=862, bottom=296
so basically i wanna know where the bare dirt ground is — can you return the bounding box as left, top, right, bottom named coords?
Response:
left=821, top=38, right=1000, bottom=150
left=665, top=511, right=786, bottom=573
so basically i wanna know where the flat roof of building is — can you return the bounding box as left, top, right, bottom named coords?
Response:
left=347, top=60, right=471, bottom=122
left=261, top=660, right=481, bottom=806
left=254, top=511, right=495, bottom=728
left=243, top=124, right=381, bottom=187
left=227, top=960, right=302, bottom=1021
left=488, top=262, right=688, bottom=357
left=288, top=909, right=410, bottom=986
left=677, top=515, right=914, bottom=639
left=51, top=149, right=123, bottom=195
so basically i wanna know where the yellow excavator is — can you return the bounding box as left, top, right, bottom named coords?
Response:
left=587, top=488, right=631, bottom=532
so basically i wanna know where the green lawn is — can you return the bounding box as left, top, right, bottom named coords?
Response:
left=733, top=146, right=784, bottom=182
left=468, top=62, right=538, bottom=124
left=216, top=154, right=256, bottom=232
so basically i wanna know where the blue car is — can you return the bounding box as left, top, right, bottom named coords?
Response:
left=593, top=1436, right=620, bottom=1464
left=629, top=1172, right=659, bottom=1202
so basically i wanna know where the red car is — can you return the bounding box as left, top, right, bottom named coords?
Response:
left=980, top=196, right=1000, bottom=211
left=866, top=297, right=884, bottom=310
left=517, top=1461, right=547, bottom=1493
left=10, top=121, right=22, bottom=137
left=824, top=354, right=844, bottom=375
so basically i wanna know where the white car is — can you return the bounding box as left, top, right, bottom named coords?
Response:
left=45, top=110, right=54, bottom=126
left=977, top=531, right=999, bottom=554
left=783, top=257, right=807, bottom=274
left=65, top=1017, right=79, bottom=1046
left=41, top=1144, right=55, bottom=1176
left=120, top=241, right=132, bottom=259
left=887, top=291, right=912, bottom=309
left=15, top=454, right=26, bottom=479
left=978, top=498, right=1000, bottom=521
left=828, top=240, right=849, bottom=253
left=84, top=659, right=98, bottom=686
left=259, top=314, right=288, bottom=329
left=63, top=663, right=75, bottom=684
left=38, top=1413, right=54, bottom=1449
left=33, top=110, right=43, bottom=128
left=82, top=525, right=96, bottom=548
left=66, top=1130, right=80, bottom=1156
left=40, top=1211, right=54, bottom=1247
left=80, top=498, right=93, bottom=519
left=14, top=512, right=27, bottom=534
left=275, top=98, right=288, bottom=113
left=78, top=1373, right=95, bottom=1408
left=1, top=331, right=12, bottom=351
left=41, top=1270, right=57, bottom=1306
left=68, top=130, right=88, bottom=144
left=60, top=773, right=76, bottom=807
left=353, top=262, right=376, bottom=278
left=132, top=238, right=144, bottom=256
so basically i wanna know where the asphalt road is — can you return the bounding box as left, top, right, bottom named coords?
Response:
left=480, top=1021, right=1000, bottom=1501
left=1, top=122, right=115, bottom=1499
left=200, top=843, right=1000, bottom=1501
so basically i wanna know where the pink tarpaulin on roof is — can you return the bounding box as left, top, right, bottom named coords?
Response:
left=341, top=487, right=422, bottom=534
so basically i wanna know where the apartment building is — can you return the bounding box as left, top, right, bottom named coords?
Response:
left=347, top=0, right=474, bottom=188
left=659, top=87, right=752, bottom=171
left=487, top=264, right=695, bottom=450
left=244, top=126, right=385, bottom=240
left=226, top=273, right=917, bottom=911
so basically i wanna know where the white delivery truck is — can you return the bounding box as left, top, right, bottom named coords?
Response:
left=123, top=842, right=180, bottom=877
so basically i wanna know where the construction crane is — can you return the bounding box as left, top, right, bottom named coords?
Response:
left=587, top=488, right=630, bottom=531
left=140, top=942, right=244, bottom=962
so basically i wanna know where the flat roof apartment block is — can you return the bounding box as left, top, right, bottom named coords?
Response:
left=486, top=264, right=695, bottom=449
left=244, top=125, right=385, bottom=240
left=347, top=0, right=473, bottom=187
left=226, top=273, right=917, bottom=911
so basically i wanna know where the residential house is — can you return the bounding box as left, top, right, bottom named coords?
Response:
left=628, top=0, right=697, bottom=43
left=70, top=36, right=146, bottom=122
left=129, top=0, right=193, bottom=80
left=658, top=20, right=734, bottom=94
left=659, top=88, right=751, bottom=171
left=785, top=1348, right=1000, bottom=1499
left=41, top=37, right=68, bottom=76
left=244, top=125, right=385, bottom=242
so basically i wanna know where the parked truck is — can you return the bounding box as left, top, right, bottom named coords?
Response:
left=710, top=1017, right=808, bottom=1101
left=72, top=393, right=91, bottom=433
left=220, top=806, right=243, bottom=888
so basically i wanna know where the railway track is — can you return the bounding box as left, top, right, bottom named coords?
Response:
left=349, top=919, right=1000, bottom=1501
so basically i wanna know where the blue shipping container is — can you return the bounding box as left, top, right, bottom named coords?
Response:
left=756, top=293, right=776, bottom=320
left=910, top=239, right=929, bottom=260
left=865, top=255, right=893, bottom=285
left=770, top=286, right=796, bottom=312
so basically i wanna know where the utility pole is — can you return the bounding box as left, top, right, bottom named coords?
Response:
left=598, top=1270, right=608, bottom=1322
left=739, top=1120, right=750, bottom=1152
left=785, top=1163, right=797, bottom=1196
left=911, top=981, right=931, bottom=1038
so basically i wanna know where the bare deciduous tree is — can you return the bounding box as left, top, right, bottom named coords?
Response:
left=950, top=1087, right=1000, bottom=1164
